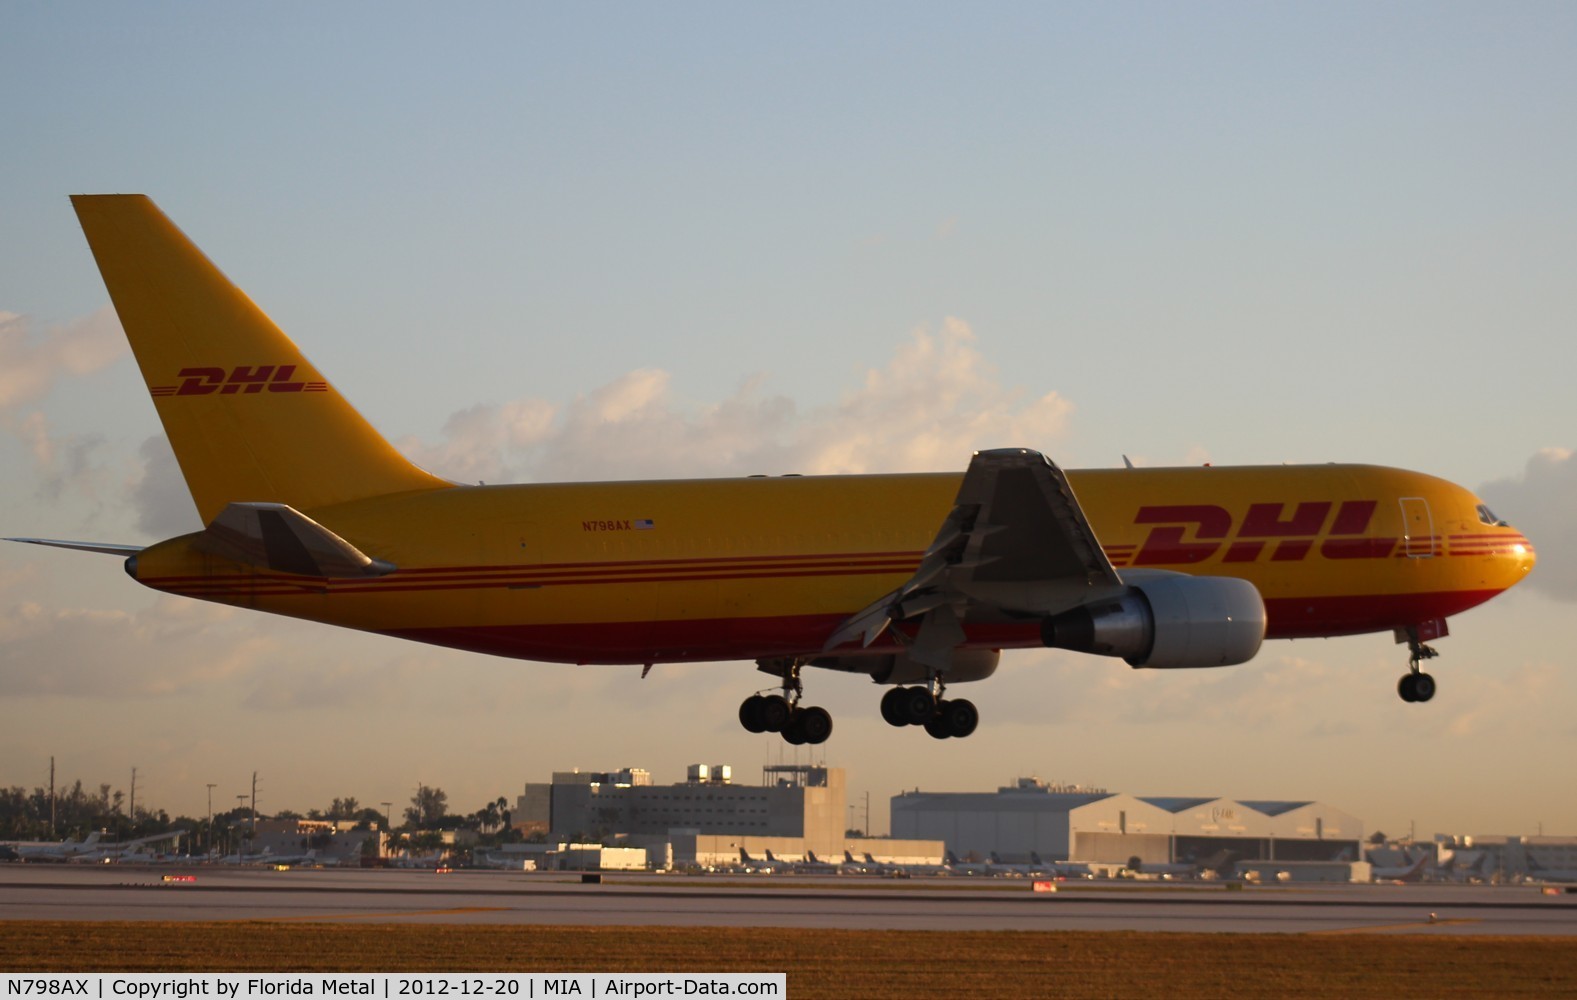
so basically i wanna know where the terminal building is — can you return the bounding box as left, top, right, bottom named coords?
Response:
left=891, top=777, right=1362, bottom=868
left=516, top=763, right=940, bottom=867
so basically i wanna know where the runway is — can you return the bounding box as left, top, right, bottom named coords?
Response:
left=4, top=865, right=1576, bottom=935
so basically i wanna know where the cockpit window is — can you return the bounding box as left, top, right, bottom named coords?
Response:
left=1477, top=504, right=1509, bottom=527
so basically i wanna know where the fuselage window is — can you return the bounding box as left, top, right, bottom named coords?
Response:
left=1476, top=504, right=1509, bottom=527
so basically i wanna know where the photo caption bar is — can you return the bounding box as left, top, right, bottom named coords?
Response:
left=1, top=976, right=785, bottom=1000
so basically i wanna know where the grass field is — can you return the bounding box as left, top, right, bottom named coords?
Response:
left=3, top=922, right=1575, bottom=998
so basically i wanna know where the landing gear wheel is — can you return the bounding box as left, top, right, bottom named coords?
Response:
left=781, top=710, right=808, bottom=745
left=941, top=698, right=979, bottom=738
left=758, top=694, right=792, bottom=733
left=1398, top=628, right=1441, bottom=704
left=880, top=687, right=910, bottom=727
left=1412, top=672, right=1436, bottom=703
left=798, top=706, right=833, bottom=744
left=1398, top=674, right=1419, bottom=703
left=924, top=714, right=951, bottom=740
left=739, top=695, right=768, bottom=733
left=901, top=686, right=937, bottom=726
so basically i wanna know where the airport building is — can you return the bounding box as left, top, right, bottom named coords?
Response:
left=891, top=777, right=1363, bottom=868
left=515, top=763, right=941, bottom=866
left=250, top=817, right=382, bottom=864
left=1433, top=834, right=1577, bottom=882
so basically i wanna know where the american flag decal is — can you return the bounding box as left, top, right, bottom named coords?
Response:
left=634, top=519, right=655, bottom=530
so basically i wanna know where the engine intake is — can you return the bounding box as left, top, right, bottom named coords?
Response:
left=1041, top=573, right=1265, bottom=669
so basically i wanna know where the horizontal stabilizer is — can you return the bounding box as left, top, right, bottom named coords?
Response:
left=4, top=538, right=144, bottom=556
left=201, top=502, right=395, bottom=578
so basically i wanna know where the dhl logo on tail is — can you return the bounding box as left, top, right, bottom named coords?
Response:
left=151, top=364, right=329, bottom=397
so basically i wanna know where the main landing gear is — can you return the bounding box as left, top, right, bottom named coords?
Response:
left=880, top=681, right=979, bottom=740
left=1397, top=629, right=1439, bottom=704
left=738, top=663, right=832, bottom=745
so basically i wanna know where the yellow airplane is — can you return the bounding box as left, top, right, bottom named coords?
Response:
left=9, top=195, right=1537, bottom=745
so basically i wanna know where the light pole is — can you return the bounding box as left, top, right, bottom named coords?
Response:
left=205, top=784, right=216, bottom=859
left=381, top=802, right=393, bottom=859
left=236, top=794, right=248, bottom=858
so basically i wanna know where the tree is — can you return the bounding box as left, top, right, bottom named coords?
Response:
left=1368, top=831, right=1388, bottom=845
left=405, top=785, right=448, bottom=828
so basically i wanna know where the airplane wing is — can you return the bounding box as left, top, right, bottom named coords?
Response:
left=824, top=448, right=1124, bottom=664
left=5, top=538, right=144, bottom=556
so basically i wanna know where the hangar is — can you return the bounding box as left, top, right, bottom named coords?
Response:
left=891, top=777, right=1362, bottom=867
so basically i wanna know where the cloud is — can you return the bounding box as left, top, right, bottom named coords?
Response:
left=1479, top=447, right=1576, bottom=601
left=398, top=318, right=1075, bottom=484
left=0, top=309, right=127, bottom=413
left=128, top=435, right=203, bottom=539
left=0, top=594, right=272, bottom=699
left=15, top=409, right=111, bottom=510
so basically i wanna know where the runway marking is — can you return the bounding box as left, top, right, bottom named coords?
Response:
left=1310, top=917, right=1482, bottom=934
left=247, top=907, right=513, bottom=922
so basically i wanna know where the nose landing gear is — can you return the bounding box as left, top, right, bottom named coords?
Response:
left=1397, top=628, right=1439, bottom=704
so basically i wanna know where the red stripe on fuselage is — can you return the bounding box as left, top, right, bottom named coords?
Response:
left=375, top=589, right=1508, bottom=665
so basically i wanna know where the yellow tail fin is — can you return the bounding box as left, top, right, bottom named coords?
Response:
left=72, top=195, right=451, bottom=523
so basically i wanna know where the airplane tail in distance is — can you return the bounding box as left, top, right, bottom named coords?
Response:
left=71, top=195, right=451, bottom=524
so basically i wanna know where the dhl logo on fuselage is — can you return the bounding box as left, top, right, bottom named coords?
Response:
left=1110, top=500, right=1401, bottom=566
left=149, top=365, right=329, bottom=397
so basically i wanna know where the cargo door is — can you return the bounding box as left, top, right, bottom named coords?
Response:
left=1399, top=497, right=1436, bottom=558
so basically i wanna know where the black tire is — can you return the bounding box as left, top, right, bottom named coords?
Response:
left=799, top=706, right=833, bottom=744
left=924, top=714, right=951, bottom=739
left=781, top=710, right=808, bottom=745
left=1398, top=674, right=1418, bottom=703
left=902, top=686, right=937, bottom=726
left=739, top=695, right=769, bottom=733
left=1413, top=672, right=1436, bottom=703
left=759, top=694, right=792, bottom=732
left=943, top=698, right=979, bottom=738
left=880, top=687, right=909, bottom=727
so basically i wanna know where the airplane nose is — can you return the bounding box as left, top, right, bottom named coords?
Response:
left=1518, top=536, right=1536, bottom=574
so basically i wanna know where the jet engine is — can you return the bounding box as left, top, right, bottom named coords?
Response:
left=1040, top=572, right=1265, bottom=669
left=810, top=648, right=1001, bottom=685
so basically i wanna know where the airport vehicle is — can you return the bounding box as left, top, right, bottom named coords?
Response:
left=11, top=196, right=1537, bottom=745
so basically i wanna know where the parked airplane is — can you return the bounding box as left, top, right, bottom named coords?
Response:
left=12, top=195, right=1536, bottom=744
left=793, top=850, right=844, bottom=875
left=943, top=850, right=992, bottom=876
left=7, top=832, right=102, bottom=861
left=739, top=849, right=784, bottom=874
left=1031, top=852, right=1095, bottom=879
left=73, top=829, right=190, bottom=864
left=1431, top=851, right=1487, bottom=883
left=1523, top=854, right=1577, bottom=883
left=1371, top=852, right=1430, bottom=883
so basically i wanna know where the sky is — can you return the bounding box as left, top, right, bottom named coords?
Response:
left=2, top=2, right=1575, bottom=841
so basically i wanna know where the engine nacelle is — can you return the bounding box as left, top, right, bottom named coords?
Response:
left=809, top=648, right=1001, bottom=685
left=1040, top=573, right=1265, bottom=669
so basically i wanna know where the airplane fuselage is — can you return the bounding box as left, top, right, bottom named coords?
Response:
left=128, top=462, right=1533, bottom=667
